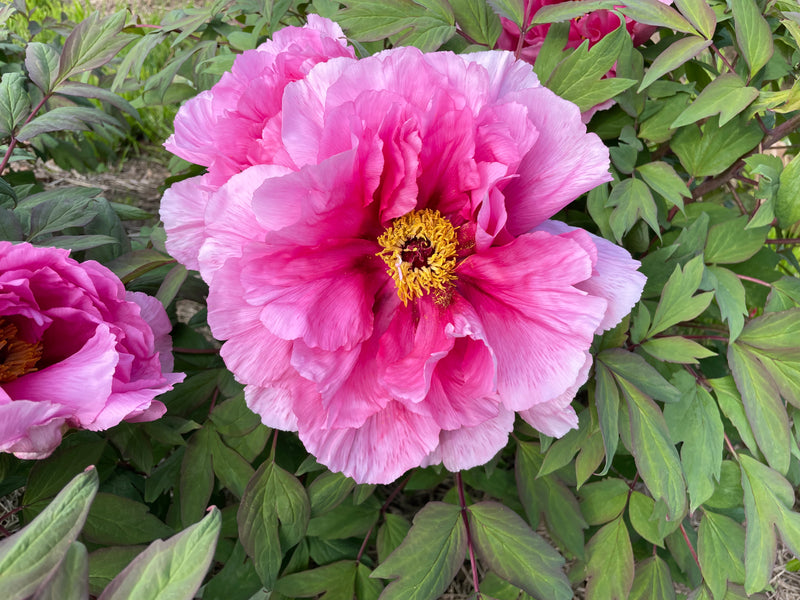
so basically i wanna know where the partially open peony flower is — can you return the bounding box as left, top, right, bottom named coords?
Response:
left=161, top=17, right=645, bottom=484
left=0, top=242, right=184, bottom=459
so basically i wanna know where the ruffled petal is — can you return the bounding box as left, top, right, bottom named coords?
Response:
left=160, top=174, right=213, bottom=271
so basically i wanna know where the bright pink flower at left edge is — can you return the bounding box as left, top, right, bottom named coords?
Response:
left=0, top=241, right=184, bottom=459
left=161, top=18, right=646, bottom=484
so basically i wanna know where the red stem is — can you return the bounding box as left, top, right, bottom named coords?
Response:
left=456, top=473, right=481, bottom=596
left=736, top=273, right=772, bottom=288
left=679, top=523, right=701, bottom=569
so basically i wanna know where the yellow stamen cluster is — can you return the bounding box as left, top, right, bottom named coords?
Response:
left=0, top=318, right=43, bottom=383
left=377, top=209, right=458, bottom=305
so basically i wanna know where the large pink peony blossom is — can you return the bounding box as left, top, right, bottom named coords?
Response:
left=0, top=241, right=184, bottom=459
left=161, top=18, right=645, bottom=484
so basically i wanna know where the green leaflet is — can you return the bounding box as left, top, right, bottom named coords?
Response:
left=585, top=516, right=634, bottom=600
left=629, top=556, right=676, bottom=600
left=729, top=0, right=774, bottom=79
left=697, top=511, right=746, bottom=600
left=672, top=74, right=759, bottom=128
left=372, top=502, right=466, bottom=600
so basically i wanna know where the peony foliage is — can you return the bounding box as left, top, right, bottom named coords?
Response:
left=0, top=0, right=799, bottom=599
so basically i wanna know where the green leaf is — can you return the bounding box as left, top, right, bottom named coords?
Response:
left=606, top=177, right=659, bottom=242
left=306, top=499, right=379, bottom=539
left=638, top=36, right=712, bottom=92
left=671, top=74, right=759, bottom=128
left=629, top=491, right=667, bottom=546
left=776, top=152, right=800, bottom=229
left=729, top=0, right=773, bottom=79
left=16, top=106, right=123, bottom=142
left=705, top=215, right=769, bottom=264
left=697, top=511, right=746, bottom=600
left=336, top=0, right=456, bottom=52
left=672, top=0, right=716, bottom=39
left=377, top=513, right=411, bottom=563
left=594, top=363, right=620, bottom=475
left=547, top=24, right=634, bottom=112
left=83, top=493, right=173, bottom=545
left=636, top=161, right=691, bottom=212
left=707, top=266, right=747, bottom=342
left=648, top=255, right=714, bottom=337
left=98, top=507, right=220, bottom=600
left=739, top=455, right=800, bottom=594
left=57, top=10, right=135, bottom=83
left=180, top=427, right=214, bottom=526
left=25, top=42, right=60, bottom=94
left=622, top=0, right=699, bottom=35
left=486, top=0, right=526, bottom=27
left=672, top=115, right=762, bottom=178
left=33, top=541, right=89, bottom=600
left=207, top=428, right=254, bottom=498
left=356, top=562, right=383, bottom=600
left=641, top=336, right=716, bottom=364
left=468, top=501, right=571, bottom=600
left=630, top=556, right=676, bottom=600
left=309, top=472, right=356, bottom=516
left=56, top=82, right=139, bottom=119
left=620, top=377, right=687, bottom=521
left=0, top=73, right=30, bottom=139
left=664, top=375, right=724, bottom=511
left=540, top=475, right=588, bottom=559
left=579, top=478, right=630, bottom=526
left=530, top=0, right=618, bottom=24
left=276, top=561, right=357, bottom=599
left=585, top=516, right=634, bottom=600
left=202, top=541, right=262, bottom=600
left=0, top=469, right=98, bottom=600
left=707, top=378, right=759, bottom=460
left=372, top=502, right=465, bottom=600
left=599, top=349, right=682, bottom=403
left=450, top=0, right=501, bottom=46
left=237, top=460, right=310, bottom=589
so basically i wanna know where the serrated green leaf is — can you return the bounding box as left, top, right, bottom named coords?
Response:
left=468, top=501, right=571, bottom=600
left=57, top=10, right=135, bottom=84
left=707, top=266, right=747, bottom=341
left=776, top=153, right=800, bottom=229
left=697, top=511, right=746, bottom=600
left=636, top=161, right=690, bottom=212
left=25, top=42, right=60, bottom=94
left=275, top=561, right=357, bottom=600
left=672, top=115, right=762, bottom=178
left=237, top=460, right=310, bottom=589
left=598, top=349, right=683, bottom=403
left=606, top=177, right=659, bottom=243
left=673, top=0, right=716, bottom=38
left=739, top=455, right=800, bottom=594
left=16, top=106, right=123, bottom=142
left=372, top=502, right=465, bottom=600
left=729, top=0, right=773, bottom=79
left=638, top=36, right=711, bottom=92
left=648, top=255, right=713, bottom=337
left=622, top=0, right=698, bottom=35
left=0, top=469, right=98, bottom=600
left=630, top=556, right=676, bottom=600
left=83, top=493, right=173, bottom=545
left=620, top=377, right=687, bottom=521
left=0, top=73, right=30, bottom=139
left=664, top=376, right=723, bottom=511
left=579, top=478, right=630, bottom=526
left=98, top=507, right=220, bottom=600
left=377, top=513, right=411, bottom=564
left=450, top=0, right=501, bottom=46
left=728, top=344, right=792, bottom=474
left=585, top=516, right=634, bottom=600
left=671, top=74, right=759, bottom=128
left=641, top=336, right=716, bottom=363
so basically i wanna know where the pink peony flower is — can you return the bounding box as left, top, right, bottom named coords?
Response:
left=496, top=0, right=661, bottom=65
left=161, top=18, right=646, bottom=484
left=0, top=241, right=184, bottom=459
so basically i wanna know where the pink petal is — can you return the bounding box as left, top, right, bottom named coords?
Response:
left=457, top=232, right=606, bottom=410
left=163, top=91, right=217, bottom=166
left=160, top=174, right=213, bottom=271
left=0, top=400, right=66, bottom=459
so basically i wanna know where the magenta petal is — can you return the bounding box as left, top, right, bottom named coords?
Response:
left=297, top=399, right=441, bottom=484
left=0, top=400, right=65, bottom=459
left=458, top=232, right=606, bottom=410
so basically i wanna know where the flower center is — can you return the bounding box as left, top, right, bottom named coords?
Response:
left=0, top=318, right=43, bottom=383
left=377, top=209, right=458, bottom=305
